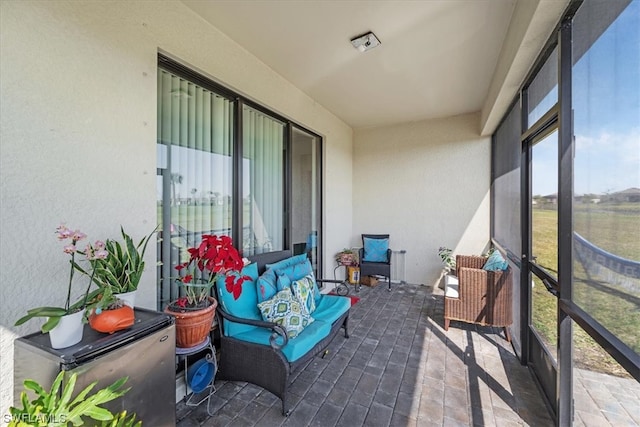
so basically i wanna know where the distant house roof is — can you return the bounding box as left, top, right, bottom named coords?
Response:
left=612, top=187, right=640, bottom=195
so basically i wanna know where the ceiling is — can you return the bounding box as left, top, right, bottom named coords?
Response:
left=181, top=0, right=551, bottom=130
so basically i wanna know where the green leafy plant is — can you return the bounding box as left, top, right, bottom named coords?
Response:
left=438, top=247, right=456, bottom=270
left=99, top=411, right=141, bottom=427
left=7, top=371, right=138, bottom=426
left=88, top=227, right=155, bottom=294
left=82, top=286, right=127, bottom=322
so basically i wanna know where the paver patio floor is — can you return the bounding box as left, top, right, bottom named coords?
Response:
left=176, top=281, right=557, bottom=426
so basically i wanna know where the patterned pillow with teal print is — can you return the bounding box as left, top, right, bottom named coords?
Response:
left=363, top=237, right=389, bottom=262
left=275, top=259, right=313, bottom=291
left=257, top=287, right=313, bottom=339
left=290, top=274, right=317, bottom=314
left=482, top=251, right=509, bottom=271
left=257, top=268, right=278, bottom=303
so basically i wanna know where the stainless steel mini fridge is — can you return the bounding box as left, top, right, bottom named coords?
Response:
left=14, top=308, right=176, bottom=426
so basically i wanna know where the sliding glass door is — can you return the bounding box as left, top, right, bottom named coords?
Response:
left=156, top=68, right=235, bottom=308
left=156, top=55, right=325, bottom=310
left=291, top=127, right=322, bottom=276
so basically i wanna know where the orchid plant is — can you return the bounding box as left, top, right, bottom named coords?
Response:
left=15, top=225, right=107, bottom=333
left=173, top=234, right=249, bottom=309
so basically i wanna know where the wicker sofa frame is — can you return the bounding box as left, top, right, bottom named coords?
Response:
left=215, top=250, right=350, bottom=416
left=444, top=255, right=513, bottom=341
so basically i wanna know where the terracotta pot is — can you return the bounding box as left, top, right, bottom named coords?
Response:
left=339, top=253, right=355, bottom=266
left=89, top=305, right=135, bottom=334
left=165, top=297, right=217, bottom=349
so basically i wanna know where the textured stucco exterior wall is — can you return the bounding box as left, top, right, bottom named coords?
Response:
left=0, top=0, right=352, bottom=412
left=353, top=113, right=491, bottom=285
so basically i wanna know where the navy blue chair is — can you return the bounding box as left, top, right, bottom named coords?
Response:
left=358, top=234, right=392, bottom=291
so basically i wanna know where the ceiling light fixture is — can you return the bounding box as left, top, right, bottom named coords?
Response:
left=350, top=31, right=381, bottom=53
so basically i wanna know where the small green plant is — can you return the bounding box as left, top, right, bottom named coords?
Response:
left=87, top=227, right=156, bottom=294
left=438, top=247, right=456, bottom=270
left=100, top=411, right=141, bottom=427
left=82, top=286, right=127, bottom=322
left=7, top=371, right=139, bottom=426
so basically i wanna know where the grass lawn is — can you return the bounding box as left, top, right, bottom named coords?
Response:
left=532, top=202, right=640, bottom=378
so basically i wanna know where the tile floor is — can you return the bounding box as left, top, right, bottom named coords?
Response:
left=175, top=281, right=589, bottom=426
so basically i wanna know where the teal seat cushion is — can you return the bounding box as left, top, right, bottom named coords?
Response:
left=363, top=237, right=389, bottom=262
left=216, top=262, right=260, bottom=337
left=313, top=295, right=351, bottom=325
left=231, top=320, right=331, bottom=362
left=483, top=251, right=509, bottom=271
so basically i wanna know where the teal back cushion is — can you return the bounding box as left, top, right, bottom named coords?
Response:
left=363, top=237, right=389, bottom=262
left=266, top=253, right=308, bottom=271
left=275, top=259, right=314, bottom=291
left=482, top=251, right=509, bottom=271
left=257, top=268, right=278, bottom=303
left=258, top=253, right=309, bottom=298
left=216, top=262, right=260, bottom=337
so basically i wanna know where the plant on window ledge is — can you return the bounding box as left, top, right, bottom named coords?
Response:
left=438, top=247, right=456, bottom=272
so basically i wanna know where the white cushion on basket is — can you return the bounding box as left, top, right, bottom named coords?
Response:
left=445, top=275, right=459, bottom=299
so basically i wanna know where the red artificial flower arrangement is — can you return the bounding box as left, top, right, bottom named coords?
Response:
left=174, top=234, right=249, bottom=308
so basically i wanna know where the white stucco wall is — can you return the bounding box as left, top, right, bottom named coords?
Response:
left=0, top=0, right=352, bottom=413
left=353, top=113, right=491, bottom=286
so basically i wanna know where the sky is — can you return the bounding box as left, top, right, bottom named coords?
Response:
left=532, top=1, right=639, bottom=196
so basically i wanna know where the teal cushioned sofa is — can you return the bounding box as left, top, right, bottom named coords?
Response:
left=214, top=250, right=350, bottom=416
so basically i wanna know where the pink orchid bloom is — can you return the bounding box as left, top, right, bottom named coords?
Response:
left=63, top=244, right=76, bottom=254
left=94, top=249, right=108, bottom=260
left=56, top=225, right=73, bottom=240
left=71, top=230, right=87, bottom=242
left=94, top=240, right=106, bottom=250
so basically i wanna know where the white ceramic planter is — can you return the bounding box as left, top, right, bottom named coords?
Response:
left=48, top=310, right=84, bottom=349
left=115, top=290, right=137, bottom=308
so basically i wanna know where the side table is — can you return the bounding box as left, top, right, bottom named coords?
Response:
left=176, top=336, right=217, bottom=416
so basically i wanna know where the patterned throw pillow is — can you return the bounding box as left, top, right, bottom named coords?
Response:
left=363, top=237, right=389, bottom=262
left=483, top=251, right=509, bottom=271
left=257, top=288, right=314, bottom=339
left=291, top=274, right=317, bottom=314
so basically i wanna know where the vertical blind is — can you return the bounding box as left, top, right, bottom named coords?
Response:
left=157, top=69, right=234, bottom=306
left=242, top=106, right=284, bottom=255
